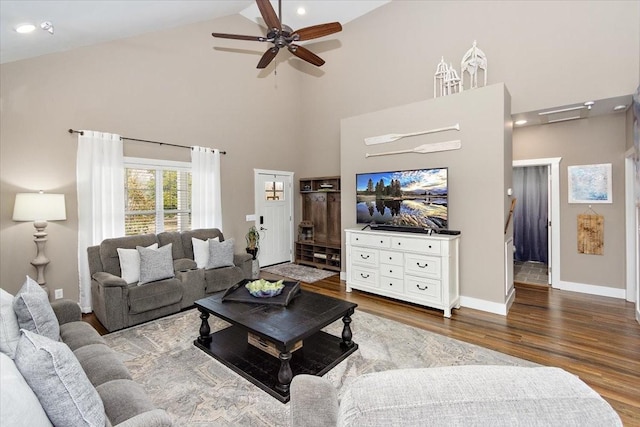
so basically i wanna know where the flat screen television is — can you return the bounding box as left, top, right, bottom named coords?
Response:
left=356, top=167, right=448, bottom=229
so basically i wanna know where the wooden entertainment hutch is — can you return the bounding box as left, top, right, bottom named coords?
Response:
left=295, top=176, right=341, bottom=272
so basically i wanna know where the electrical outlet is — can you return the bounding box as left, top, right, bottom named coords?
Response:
left=54, top=289, right=63, bottom=299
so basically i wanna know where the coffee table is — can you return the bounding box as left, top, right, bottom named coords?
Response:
left=193, top=286, right=358, bottom=402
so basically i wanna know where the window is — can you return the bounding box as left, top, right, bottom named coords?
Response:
left=124, top=158, right=192, bottom=235
left=264, top=180, right=284, bottom=201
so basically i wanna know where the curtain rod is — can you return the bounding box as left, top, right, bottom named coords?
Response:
left=68, top=129, right=226, bottom=154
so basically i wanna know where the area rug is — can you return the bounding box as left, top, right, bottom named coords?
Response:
left=103, top=308, right=536, bottom=426
left=261, top=262, right=336, bottom=283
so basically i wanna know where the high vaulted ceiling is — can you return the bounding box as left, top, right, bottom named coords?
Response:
left=0, top=0, right=389, bottom=64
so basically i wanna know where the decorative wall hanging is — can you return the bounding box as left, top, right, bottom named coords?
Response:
left=577, top=210, right=604, bottom=255
left=568, top=163, right=612, bottom=203
left=461, top=40, right=487, bottom=91
left=364, top=123, right=460, bottom=146
left=365, top=140, right=461, bottom=158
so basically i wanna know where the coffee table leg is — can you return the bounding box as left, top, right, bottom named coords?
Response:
left=341, top=308, right=355, bottom=349
left=276, top=351, right=292, bottom=394
left=197, top=308, right=211, bottom=346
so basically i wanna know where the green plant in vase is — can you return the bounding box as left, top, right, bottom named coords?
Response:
left=245, top=226, right=260, bottom=260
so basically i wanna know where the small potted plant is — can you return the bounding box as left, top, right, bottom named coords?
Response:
left=245, top=226, right=260, bottom=260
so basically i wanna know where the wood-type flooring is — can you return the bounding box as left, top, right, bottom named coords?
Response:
left=84, top=275, right=640, bottom=425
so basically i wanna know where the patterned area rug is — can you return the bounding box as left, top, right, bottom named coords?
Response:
left=103, top=307, right=536, bottom=426
left=261, top=262, right=336, bottom=283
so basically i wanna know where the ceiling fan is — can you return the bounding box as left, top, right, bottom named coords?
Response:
left=212, top=0, right=342, bottom=69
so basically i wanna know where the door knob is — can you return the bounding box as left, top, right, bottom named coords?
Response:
left=260, top=227, right=268, bottom=231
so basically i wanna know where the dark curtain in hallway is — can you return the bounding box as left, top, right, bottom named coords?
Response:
left=513, top=166, right=548, bottom=264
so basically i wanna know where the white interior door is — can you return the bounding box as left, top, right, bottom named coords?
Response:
left=254, top=170, right=293, bottom=267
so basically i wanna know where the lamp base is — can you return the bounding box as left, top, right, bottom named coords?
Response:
left=31, top=221, right=51, bottom=300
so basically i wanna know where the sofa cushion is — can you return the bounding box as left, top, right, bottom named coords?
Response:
left=128, top=279, right=182, bottom=314
left=204, top=266, right=245, bottom=293
left=99, top=234, right=159, bottom=276
left=138, top=244, right=175, bottom=285
left=13, top=276, right=60, bottom=341
left=60, top=321, right=107, bottom=351
left=0, top=288, right=20, bottom=358
left=208, top=238, right=235, bottom=269
left=96, top=379, right=158, bottom=426
left=14, top=330, right=106, bottom=427
left=157, top=231, right=186, bottom=259
left=192, top=236, right=219, bottom=268
left=117, top=243, right=158, bottom=284
left=180, top=228, right=224, bottom=260
left=74, top=343, right=132, bottom=387
left=0, top=352, right=53, bottom=426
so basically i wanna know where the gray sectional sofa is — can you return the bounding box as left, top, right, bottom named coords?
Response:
left=88, top=228, right=252, bottom=332
left=290, top=365, right=622, bottom=427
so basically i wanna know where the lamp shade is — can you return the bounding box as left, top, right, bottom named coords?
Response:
left=12, top=193, right=67, bottom=221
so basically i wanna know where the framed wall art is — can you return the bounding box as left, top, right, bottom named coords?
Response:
left=568, top=163, right=612, bottom=204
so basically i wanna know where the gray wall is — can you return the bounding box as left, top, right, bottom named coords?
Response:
left=1, top=1, right=638, bottom=303
left=341, top=84, right=511, bottom=306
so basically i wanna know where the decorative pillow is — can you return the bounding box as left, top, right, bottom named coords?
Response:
left=12, top=276, right=60, bottom=341
left=0, top=288, right=20, bottom=358
left=192, top=236, right=219, bottom=269
left=14, top=330, right=105, bottom=427
left=138, top=243, right=175, bottom=285
left=0, top=352, right=53, bottom=426
left=208, top=238, right=235, bottom=269
left=117, top=243, right=158, bottom=284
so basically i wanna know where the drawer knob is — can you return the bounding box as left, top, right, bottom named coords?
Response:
left=380, top=240, right=384, bottom=243
left=389, top=269, right=393, bottom=273
left=360, top=254, right=370, bottom=260
left=416, top=284, right=429, bottom=291
left=417, top=262, right=428, bottom=268
left=428, top=245, right=432, bottom=248
left=389, top=283, right=393, bottom=286
left=360, top=273, right=370, bottom=279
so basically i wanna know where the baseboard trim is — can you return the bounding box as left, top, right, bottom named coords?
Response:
left=554, top=280, right=626, bottom=299
left=459, top=295, right=509, bottom=316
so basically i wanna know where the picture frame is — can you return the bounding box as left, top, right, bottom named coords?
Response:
left=568, top=163, right=612, bottom=204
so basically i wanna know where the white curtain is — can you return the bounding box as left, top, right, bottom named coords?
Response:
left=76, top=131, right=125, bottom=313
left=191, top=146, right=222, bottom=229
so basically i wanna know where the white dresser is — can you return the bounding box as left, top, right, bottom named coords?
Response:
left=345, top=228, right=460, bottom=317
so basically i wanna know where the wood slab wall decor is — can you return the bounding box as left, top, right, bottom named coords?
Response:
left=577, top=214, right=604, bottom=255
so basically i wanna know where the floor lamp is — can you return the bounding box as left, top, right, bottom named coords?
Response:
left=12, top=192, right=67, bottom=299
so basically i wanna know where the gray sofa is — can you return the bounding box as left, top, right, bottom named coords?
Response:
left=1, top=297, right=171, bottom=426
left=88, top=228, right=252, bottom=332
left=290, top=365, right=622, bottom=426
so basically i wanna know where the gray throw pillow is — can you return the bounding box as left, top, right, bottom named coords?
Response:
left=208, top=238, right=235, bottom=269
left=12, top=276, right=60, bottom=341
left=0, top=288, right=21, bottom=358
left=14, top=330, right=106, bottom=427
left=137, top=243, right=175, bottom=285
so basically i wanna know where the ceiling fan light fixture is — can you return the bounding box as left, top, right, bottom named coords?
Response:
left=15, top=23, right=36, bottom=34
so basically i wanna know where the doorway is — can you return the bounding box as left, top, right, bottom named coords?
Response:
left=512, top=158, right=561, bottom=287
left=253, top=169, right=294, bottom=267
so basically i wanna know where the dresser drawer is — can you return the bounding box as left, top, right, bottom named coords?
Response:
left=379, top=250, right=403, bottom=266
left=379, top=263, right=403, bottom=279
left=391, top=237, right=441, bottom=255
left=405, top=276, right=441, bottom=300
left=380, top=277, right=404, bottom=293
left=350, top=233, right=391, bottom=248
left=405, top=254, right=441, bottom=278
left=351, top=247, right=378, bottom=267
left=350, top=266, right=378, bottom=287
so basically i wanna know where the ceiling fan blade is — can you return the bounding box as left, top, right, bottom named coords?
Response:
left=293, top=22, right=342, bottom=41
left=256, top=0, right=281, bottom=31
left=257, top=47, right=279, bottom=69
left=288, top=44, right=325, bottom=67
left=212, top=32, right=267, bottom=42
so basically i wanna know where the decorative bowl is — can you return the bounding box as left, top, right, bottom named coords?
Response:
left=245, top=279, right=285, bottom=298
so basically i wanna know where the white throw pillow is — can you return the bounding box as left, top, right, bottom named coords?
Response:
left=208, top=238, right=235, bottom=269
left=117, top=243, right=158, bottom=284
left=137, top=243, right=175, bottom=285
left=0, top=288, right=20, bottom=358
left=0, top=352, right=52, bottom=426
left=192, top=237, right=219, bottom=269
left=12, top=276, right=60, bottom=342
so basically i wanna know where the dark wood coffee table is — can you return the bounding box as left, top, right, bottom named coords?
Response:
left=193, top=288, right=358, bottom=402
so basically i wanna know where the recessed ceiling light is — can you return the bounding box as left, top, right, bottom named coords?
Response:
left=15, top=23, right=36, bottom=34
left=297, top=7, right=306, bottom=15
left=514, top=119, right=528, bottom=126
left=613, top=104, right=627, bottom=111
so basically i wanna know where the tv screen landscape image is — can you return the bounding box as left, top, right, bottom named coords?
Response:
left=356, top=167, right=448, bottom=229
